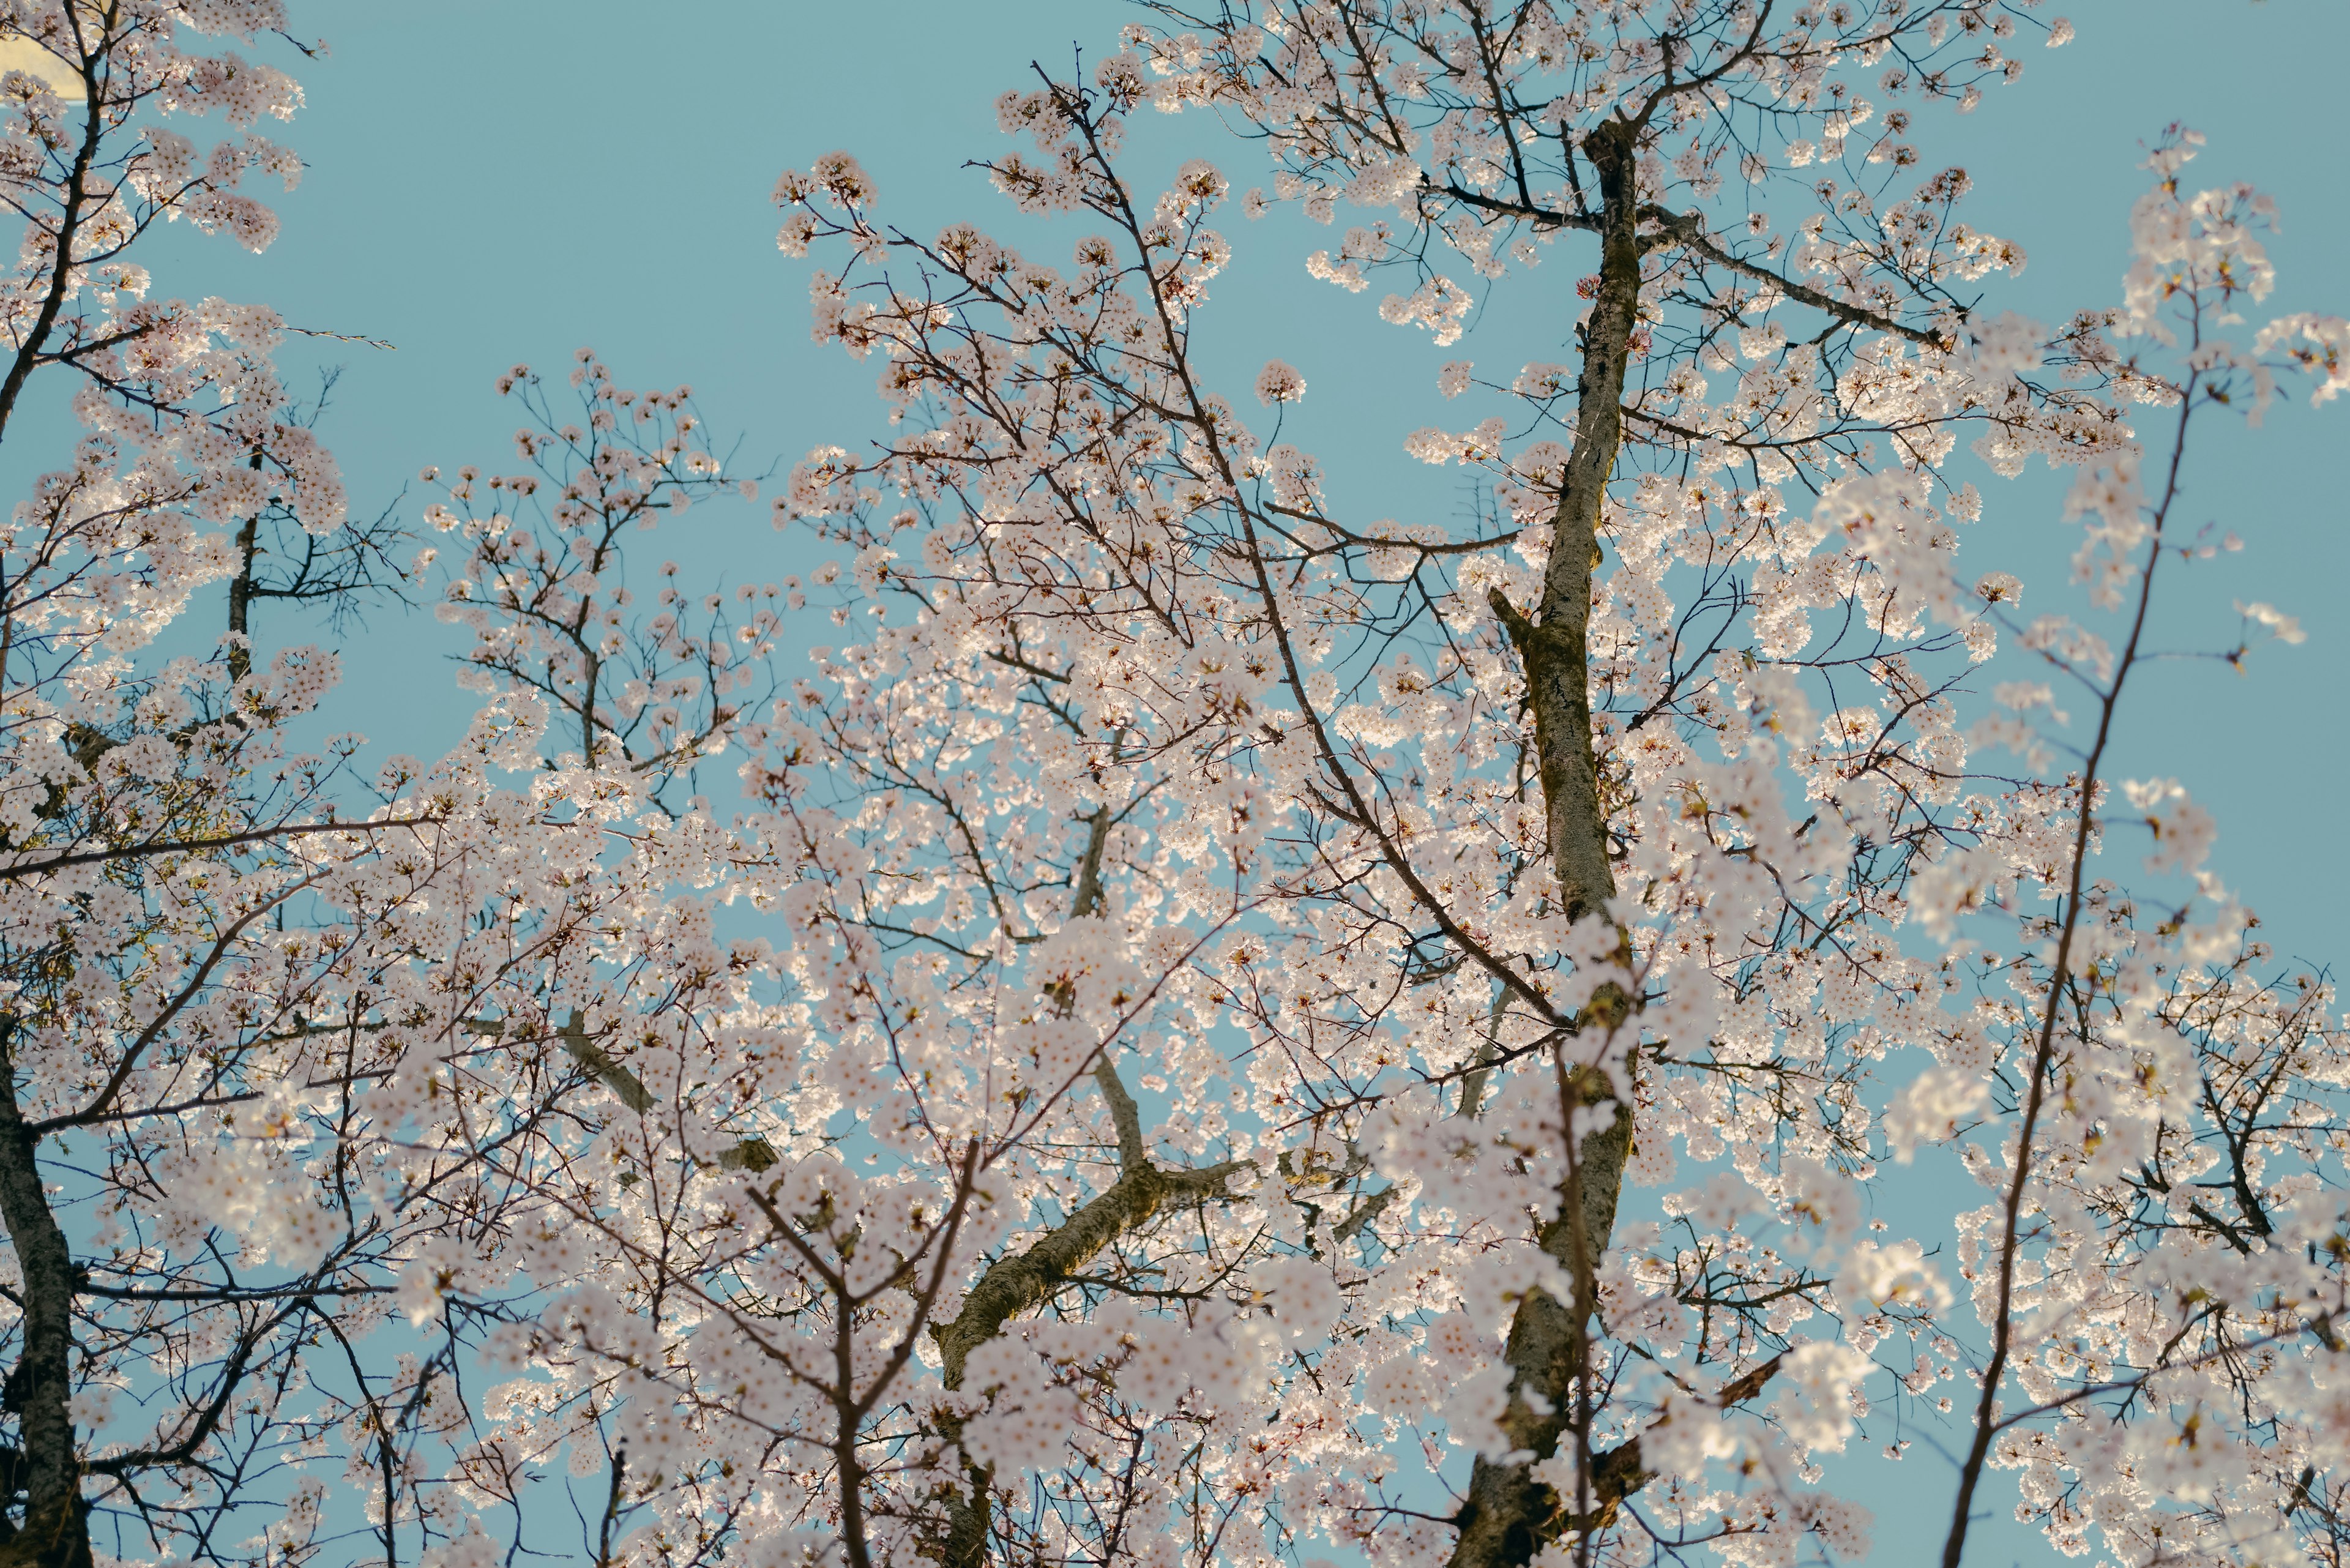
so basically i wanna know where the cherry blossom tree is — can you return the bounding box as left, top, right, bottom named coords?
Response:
left=11, top=6, right=2350, bottom=1568
left=535, top=5, right=2344, bottom=1567
left=0, top=10, right=679, bottom=1568
left=409, top=347, right=1256, bottom=1568
left=0, top=4, right=348, bottom=1559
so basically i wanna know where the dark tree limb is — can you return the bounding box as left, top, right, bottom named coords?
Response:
left=1454, top=116, right=1644, bottom=1568
left=1637, top=206, right=1952, bottom=348
left=0, top=1023, right=89, bottom=1568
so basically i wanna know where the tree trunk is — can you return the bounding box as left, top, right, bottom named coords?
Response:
left=226, top=511, right=258, bottom=684
left=0, top=1028, right=89, bottom=1568
left=1453, top=117, right=1643, bottom=1568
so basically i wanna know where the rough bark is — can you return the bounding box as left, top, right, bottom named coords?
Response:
left=1454, top=118, right=1644, bottom=1568
left=930, top=1143, right=1246, bottom=1568
left=1504, top=115, right=1639, bottom=933
left=923, top=812, right=1244, bottom=1566
left=932, top=1158, right=1245, bottom=1392
left=551, top=1013, right=774, bottom=1170
left=558, top=1011, right=655, bottom=1113
left=225, top=448, right=266, bottom=684
left=226, top=513, right=258, bottom=684
left=0, top=1026, right=89, bottom=1568
left=1559, top=1355, right=1783, bottom=1536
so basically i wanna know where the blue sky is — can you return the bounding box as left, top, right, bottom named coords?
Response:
left=127, top=0, right=2330, bottom=965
